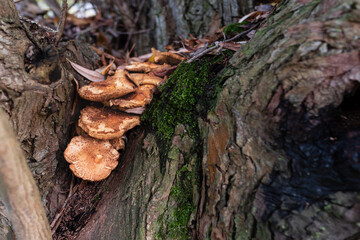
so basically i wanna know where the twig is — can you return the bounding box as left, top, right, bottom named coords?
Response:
left=225, top=23, right=259, bottom=43
left=14, top=0, right=25, bottom=3
left=187, top=45, right=218, bottom=63
left=187, top=23, right=260, bottom=63
left=55, top=0, right=68, bottom=46
left=117, top=29, right=150, bottom=35
left=124, top=0, right=145, bottom=50
left=90, top=46, right=123, bottom=65
left=50, top=175, right=74, bottom=234
left=215, top=31, right=226, bottom=54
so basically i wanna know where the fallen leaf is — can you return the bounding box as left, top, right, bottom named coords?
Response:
left=67, top=59, right=105, bottom=82
left=101, top=59, right=116, bottom=75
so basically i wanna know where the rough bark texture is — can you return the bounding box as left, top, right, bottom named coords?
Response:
left=76, top=0, right=360, bottom=239
left=198, top=0, right=360, bottom=238
left=1, top=0, right=360, bottom=239
left=0, top=109, right=52, bottom=240
left=0, top=0, right=99, bottom=237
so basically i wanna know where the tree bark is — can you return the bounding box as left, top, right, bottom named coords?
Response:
left=76, top=0, right=360, bottom=239
left=0, top=0, right=99, bottom=237
left=0, top=108, right=52, bottom=240
left=109, top=0, right=253, bottom=55
left=1, top=0, right=360, bottom=239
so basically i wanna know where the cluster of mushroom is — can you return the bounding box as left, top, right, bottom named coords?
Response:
left=64, top=48, right=186, bottom=181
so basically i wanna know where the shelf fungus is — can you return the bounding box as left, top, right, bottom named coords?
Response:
left=126, top=73, right=164, bottom=86
left=78, top=69, right=136, bottom=102
left=65, top=49, right=187, bottom=181
left=150, top=48, right=186, bottom=65
left=64, top=136, right=119, bottom=181
left=78, top=106, right=140, bottom=140
left=125, top=62, right=171, bottom=73
left=105, top=84, right=156, bottom=111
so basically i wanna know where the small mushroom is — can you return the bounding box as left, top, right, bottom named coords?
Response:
left=64, top=136, right=119, bottom=181
left=106, top=85, right=156, bottom=111
left=78, top=106, right=140, bottom=140
left=78, top=69, right=136, bottom=102
left=126, top=73, right=164, bottom=86
left=150, top=48, right=186, bottom=65
left=125, top=62, right=171, bottom=73
left=109, top=137, right=126, bottom=150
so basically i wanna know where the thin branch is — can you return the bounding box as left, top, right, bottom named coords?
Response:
left=124, top=0, right=145, bottom=50
left=187, top=45, right=218, bottom=63
left=187, top=23, right=261, bottom=63
left=225, top=23, right=259, bottom=43
left=55, top=0, right=68, bottom=46
left=50, top=175, right=75, bottom=234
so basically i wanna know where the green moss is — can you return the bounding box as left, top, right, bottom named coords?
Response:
left=167, top=167, right=195, bottom=239
left=223, top=22, right=249, bottom=36
left=92, top=194, right=101, bottom=203
left=142, top=54, right=227, bottom=145
left=156, top=164, right=197, bottom=240
left=144, top=53, right=232, bottom=240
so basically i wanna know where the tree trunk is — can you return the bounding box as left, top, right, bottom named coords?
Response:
left=109, top=0, right=253, bottom=55
left=0, top=0, right=99, bottom=237
left=1, top=0, right=360, bottom=239
left=76, top=0, right=360, bottom=239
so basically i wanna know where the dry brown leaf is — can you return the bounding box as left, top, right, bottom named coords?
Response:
left=68, top=59, right=105, bottom=82
left=101, top=59, right=116, bottom=75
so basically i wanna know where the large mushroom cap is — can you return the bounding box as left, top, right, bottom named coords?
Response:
left=78, top=69, right=136, bottom=102
left=125, top=62, right=171, bottom=73
left=78, top=106, right=141, bottom=140
left=64, top=136, right=119, bottom=181
left=107, top=84, right=155, bottom=111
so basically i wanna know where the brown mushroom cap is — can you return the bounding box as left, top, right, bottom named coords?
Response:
left=151, top=48, right=186, bottom=65
left=106, top=85, right=155, bottom=111
left=126, top=73, right=164, bottom=86
left=78, top=69, right=136, bottom=102
left=78, top=106, right=141, bottom=140
left=125, top=62, right=171, bottom=73
left=64, top=136, right=119, bottom=181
